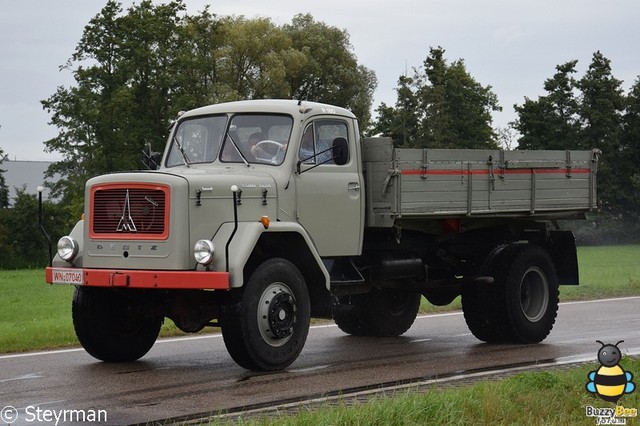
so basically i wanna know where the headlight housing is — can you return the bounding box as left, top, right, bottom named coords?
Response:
left=57, top=236, right=79, bottom=262
left=193, top=239, right=215, bottom=265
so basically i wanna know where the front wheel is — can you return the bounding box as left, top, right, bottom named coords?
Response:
left=72, top=287, right=162, bottom=362
left=220, top=258, right=310, bottom=371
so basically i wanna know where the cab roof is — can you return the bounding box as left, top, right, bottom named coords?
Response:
left=179, top=99, right=356, bottom=120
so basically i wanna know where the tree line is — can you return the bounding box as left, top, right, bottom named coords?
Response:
left=1, top=0, right=639, bottom=267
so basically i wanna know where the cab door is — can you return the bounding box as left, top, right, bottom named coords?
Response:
left=294, top=118, right=364, bottom=256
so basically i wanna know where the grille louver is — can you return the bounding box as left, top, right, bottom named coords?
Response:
left=90, top=184, right=169, bottom=239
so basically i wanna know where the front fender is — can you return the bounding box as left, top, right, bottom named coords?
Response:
left=212, top=221, right=329, bottom=289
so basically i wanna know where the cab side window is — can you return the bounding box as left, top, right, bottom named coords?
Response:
left=299, top=120, right=349, bottom=165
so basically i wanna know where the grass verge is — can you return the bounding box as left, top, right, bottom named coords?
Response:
left=214, top=358, right=640, bottom=425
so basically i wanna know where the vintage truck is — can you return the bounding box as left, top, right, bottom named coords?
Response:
left=45, top=99, right=599, bottom=371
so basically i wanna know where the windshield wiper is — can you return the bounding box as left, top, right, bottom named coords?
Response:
left=172, top=135, right=191, bottom=167
left=226, top=132, right=250, bottom=167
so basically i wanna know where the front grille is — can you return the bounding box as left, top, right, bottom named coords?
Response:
left=90, top=184, right=169, bottom=239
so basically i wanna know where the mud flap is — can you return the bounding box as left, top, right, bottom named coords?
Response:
left=549, top=230, right=579, bottom=285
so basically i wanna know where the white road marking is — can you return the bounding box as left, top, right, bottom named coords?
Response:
left=0, top=373, right=43, bottom=383
left=289, top=365, right=331, bottom=373
left=559, top=295, right=640, bottom=305
left=0, top=348, right=84, bottom=360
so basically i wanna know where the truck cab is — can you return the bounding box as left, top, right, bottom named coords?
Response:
left=47, top=100, right=366, bottom=370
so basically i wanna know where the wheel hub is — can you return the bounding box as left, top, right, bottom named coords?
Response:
left=268, top=292, right=295, bottom=338
left=258, top=282, right=297, bottom=347
left=520, top=266, right=549, bottom=322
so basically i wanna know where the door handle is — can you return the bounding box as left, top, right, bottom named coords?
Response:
left=348, top=182, right=361, bottom=191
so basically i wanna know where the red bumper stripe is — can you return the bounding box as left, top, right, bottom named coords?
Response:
left=46, top=267, right=229, bottom=290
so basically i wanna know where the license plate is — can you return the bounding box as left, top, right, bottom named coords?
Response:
left=50, top=268, right=84, bottom=285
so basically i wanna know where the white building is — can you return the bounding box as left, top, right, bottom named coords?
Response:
left=1, top=160, right=59, bottom=205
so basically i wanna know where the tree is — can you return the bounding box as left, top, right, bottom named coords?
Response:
left=617, top=77, right=640, bottom=219
left=217, top=16, right=303, bottom=100
left=575, top=52, right=625, bottom=216
left=495, top=126, right=517, bottom=150
left=371, top=75, right=420, bottom=146
left=172, top=6, right=224, bottom=109
left=513, top=61, right=581, bottom=150
left=284, top=14, right=377, bottom=128
left=372, top=47, right=500, bottom=148
left=576, top=52, right=625, bottom=150
left=0, top=147, right=8, bottom=208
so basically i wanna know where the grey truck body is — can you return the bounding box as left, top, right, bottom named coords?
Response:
left=45, top=100, right=599, bottom=371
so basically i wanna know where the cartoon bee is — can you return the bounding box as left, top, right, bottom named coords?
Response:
left=586, top=340, right=635, bottom=403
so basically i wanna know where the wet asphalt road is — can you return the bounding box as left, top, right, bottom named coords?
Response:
left=1, top=297, right=639, bottom=425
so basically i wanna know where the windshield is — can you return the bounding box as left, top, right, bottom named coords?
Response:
left=166, top=115, right=227, bottom=167
left=220, top=114, right=293, bottom=166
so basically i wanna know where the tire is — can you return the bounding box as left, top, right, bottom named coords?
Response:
left=462, top=244, right=559, bottom=343
left=333, top=287, right=421, bottom=337
left=220, top=258, right=310, bottom=371
left=72, top=286, right=162, bottom=362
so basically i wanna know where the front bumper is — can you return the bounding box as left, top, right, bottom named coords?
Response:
left=45, top=267, right=230, bottom=290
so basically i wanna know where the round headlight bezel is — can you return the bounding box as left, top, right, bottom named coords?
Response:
left=57, top=236, right=79, bottom=262
left=193, top=239, right=215, bottom=265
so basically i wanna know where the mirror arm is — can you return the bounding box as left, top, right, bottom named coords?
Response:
left=296, top=144, right=339, bottom=174
left=142, top=143, right=161, bottom=170
left=297, top=153, right=340, bottom=174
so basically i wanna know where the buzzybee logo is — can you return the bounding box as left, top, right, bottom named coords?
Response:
left=585, top=340, right=637, bottom=425
left=586, top=340, right=635, bottom=403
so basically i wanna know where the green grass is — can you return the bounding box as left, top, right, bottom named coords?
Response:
left=1, top=245, right=639, bottom=353
left=217, top=358, right=639, bottom=425
left=560, top=245, right=640, bottom=300
left=0, top=270, right=185, bottom=353
left=0, top=270, right=77, bottom=351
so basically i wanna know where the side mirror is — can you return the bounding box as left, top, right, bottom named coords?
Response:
left=332, top=137, right=349, bottom=166
left=142, top=143, right=162, bottom=170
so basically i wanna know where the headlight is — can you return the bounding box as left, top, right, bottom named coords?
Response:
left=57, top=236, right=79, bottom=262
left=194, top=239, right=215, bottom=265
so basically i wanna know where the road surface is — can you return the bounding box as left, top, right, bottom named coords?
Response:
left=1, top=297, right=639, bottom=425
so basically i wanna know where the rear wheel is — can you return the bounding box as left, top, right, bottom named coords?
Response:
left=220, top=258, right=310, bottom=371
left=462, top=244, right=559, bottom=343
left=333, top=287, right=421, bottom=337
left=72, top=287, right=161, bottom=362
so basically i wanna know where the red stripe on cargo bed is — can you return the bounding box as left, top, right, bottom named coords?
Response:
left=401, top=168, right=591, bottom=176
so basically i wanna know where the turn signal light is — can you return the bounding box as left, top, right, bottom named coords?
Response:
left=260, top=216, right=270, bottom=229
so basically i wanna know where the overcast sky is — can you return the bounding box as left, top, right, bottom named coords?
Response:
left=1, top=0, right=638, bottom=161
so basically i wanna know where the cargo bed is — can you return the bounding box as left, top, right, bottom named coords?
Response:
left=363, top=137, right=599, bottom=227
